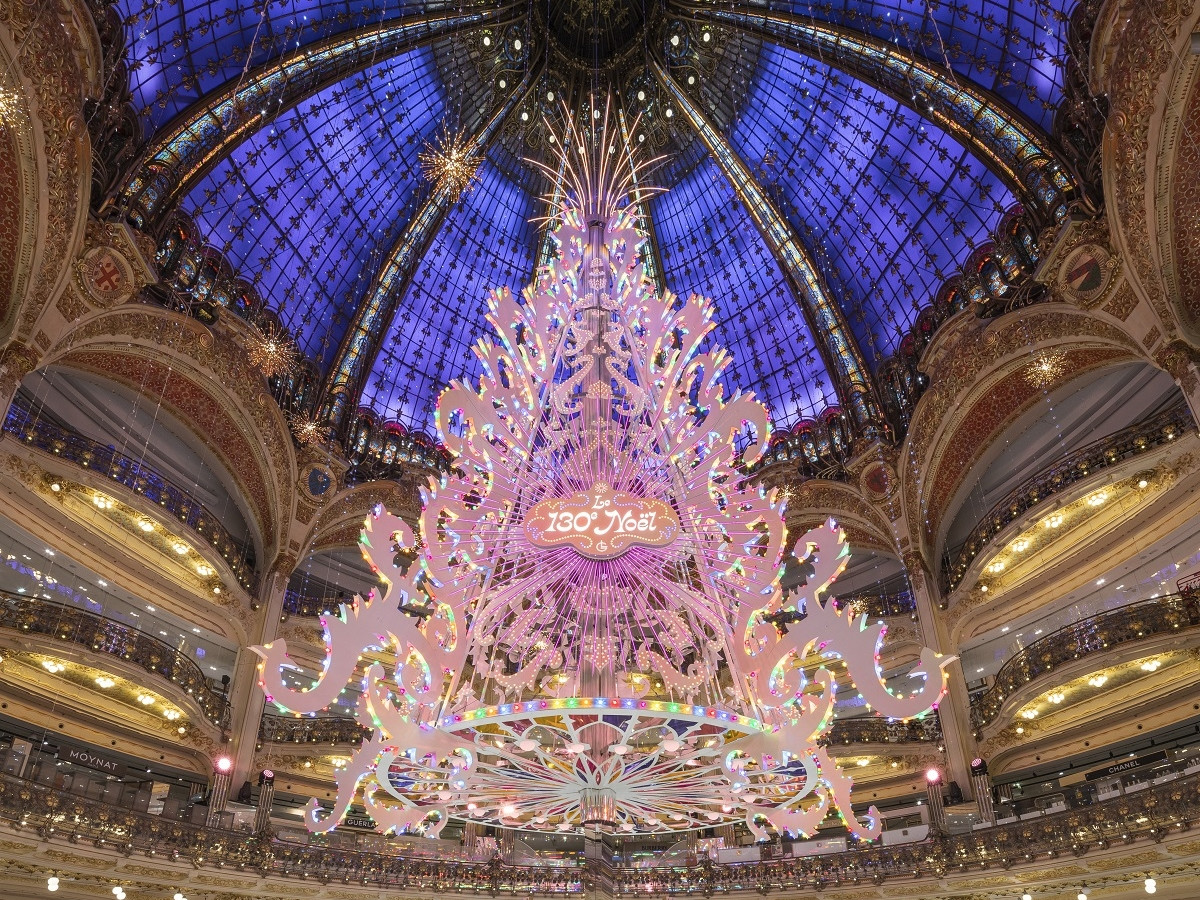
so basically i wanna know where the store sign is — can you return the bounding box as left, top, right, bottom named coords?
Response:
left=523, top=482, right=679, bottom=559
left=1084, top=750, right=1168, bottom=781
left=61, top=745, right=125, bottom=776
left=343, top=814, right=377, bottom=830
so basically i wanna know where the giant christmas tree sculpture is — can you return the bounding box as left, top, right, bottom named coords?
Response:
left=254, top=100, right=950, bottom=841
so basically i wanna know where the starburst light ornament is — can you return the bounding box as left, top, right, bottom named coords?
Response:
left=253, top=98, right=952, bottom=841
left=246, top=322, right=299, bottom=379
left=419, top=122, right=482, bottom=203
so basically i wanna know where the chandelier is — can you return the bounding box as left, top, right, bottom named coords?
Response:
left=254, top=102, right=950, bottom=842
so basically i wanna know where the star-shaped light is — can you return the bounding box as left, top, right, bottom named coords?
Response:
left=247, top=323, right=299, bottom=379
left=420, top=123, right=482, bottom=203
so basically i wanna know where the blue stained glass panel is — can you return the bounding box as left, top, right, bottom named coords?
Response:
left=729, top=43, right=1016, bottom=360
left=183, top=48, right=445, bottom=364
left=115, top=0, right=430, bottom=129
left=361, top=152, right=541, bottom=432
left=778, top=0, right=1075, bottom=130
left=651, top=151, right=838, bottom=430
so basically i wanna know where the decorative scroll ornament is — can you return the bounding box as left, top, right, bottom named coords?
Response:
left=252, top=99, right=951, bottom=841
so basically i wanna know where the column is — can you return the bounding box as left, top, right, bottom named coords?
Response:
left=903, top=550, right=976, bottom=798
left=970, top=757, right=996, bottom=825
left=253, top=769, right=276, bottom=833
left=205, top=755, right=234, bottom=827
left=227, top=559, right=292, bottom=789
left=924, top=768, right=947, bottom=835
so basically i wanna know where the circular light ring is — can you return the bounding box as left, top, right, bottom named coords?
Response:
left=440, top=697, right=767, bottom=733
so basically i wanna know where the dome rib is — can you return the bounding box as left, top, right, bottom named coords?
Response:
left=675, top=1, right=1075, bottom=224
left=323, top=56, right=546, bottom=425
left=122, top=4, right=520, bottom=229
left=653, top=58, right=886, bottom=437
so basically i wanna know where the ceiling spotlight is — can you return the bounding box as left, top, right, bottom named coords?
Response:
left=47, top=876, right=59, bottom=892
left=138, top=520, right=154, bottom=532
left=1078, top=889, right=1089, bottom=900
left=925, top=768, right=941, bottom=784
left=173, top=542, right=189, bottom=555
left=49, top=483, right=61, bottom=492
left=95, top=676, right=116, bottom=689
left=1021, top=894, right=1031, bottom=900
left=1145, top=877, right=1157, bottom=893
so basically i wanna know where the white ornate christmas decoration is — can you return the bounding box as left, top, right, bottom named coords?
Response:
left=253, top=101, right=951, bottom=841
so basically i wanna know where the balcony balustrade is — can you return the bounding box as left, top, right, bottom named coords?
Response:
left=0, top=591, right=229, bottom=727
left=0, top=765, right=1197, bottom=893
left=258, top=710, right=938, bottom=750
left=970, top=592, right=1200, bottom=733
left=941, top=401, right=1194, bottom=593
left=259, top=713, right=370, bottom=746
left=3, top=400, right=256, bottom=589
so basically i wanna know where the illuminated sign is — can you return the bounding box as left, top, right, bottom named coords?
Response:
left=522, top=482, right=679, bottom=559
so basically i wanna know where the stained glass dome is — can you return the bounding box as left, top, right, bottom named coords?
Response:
left=115, top=0, right=1083, bottom=443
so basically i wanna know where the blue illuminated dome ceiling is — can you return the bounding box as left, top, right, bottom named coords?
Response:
left=116, top=0, right=1082, bottom=438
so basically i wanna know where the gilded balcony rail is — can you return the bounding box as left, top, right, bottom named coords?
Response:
left=941, top=401, right=1194, bottom=593
left=2, top=400, right=256, bottom=589
left=0, top=591, right=230, bottom=727
left=833, top=589, right=917, bottom=619
left=258, top=713, right=370, bottom=746
left=258, top=710, right=937, bottom=750
left=0, top=767, right=1198, bottom=892
left=824, top=713, right=941, bottom=747
left=970, top=593, right=1200, bottom=733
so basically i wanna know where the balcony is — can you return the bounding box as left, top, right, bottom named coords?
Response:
left=0, top=591, right=229, bottom=728
left=0, top=764, right=1197, bottom=894
left=970, top=593, right=1200, bottom=733
left=2, top=400, right=256, bottom=589
left=257, top=711, right=938, bottom=750
left=259, top=713, right=369, bottom=746
left=941, top=401, right=1193, bottom=593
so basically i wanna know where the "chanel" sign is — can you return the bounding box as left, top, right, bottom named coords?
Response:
left=523, top=483, right=679, bottom=559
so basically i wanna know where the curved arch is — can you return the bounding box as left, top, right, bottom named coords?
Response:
left=673, top=2, right=1076, bottom=223
left=1156, top=46, right=1200, bottom=342
left=0, top=6, right=98, bottom=348
left=784, top=478, right=896, bottom=555
left=122, top=6, right=520, bottom=228
left=900, top=305, right=1148, bottom=564
left=38, top=306, right=298, bottom=563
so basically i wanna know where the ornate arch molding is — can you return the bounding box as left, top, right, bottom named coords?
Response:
left=302, top=479, right=419, bottom=558
left=1095, top=0, right=1200, bottom=340
left=900, top=305, right=1147, bottom=563
left=783, top=479, right=896, bottom=557
left=1154, top=40, right=1200, bottom=342
left=39, top=306, right=298, bottom=561
left=0, top=0, right=101, bottom=346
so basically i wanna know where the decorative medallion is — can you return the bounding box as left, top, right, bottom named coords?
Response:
left=301, top=464, right=334, bottom=500
left=76, top=247, right=133, bottom=306
left=1058, top=243, right=1114, bottom=305
left=860, top=460, right=896, bottom=501
left=253, top=101, right=951, bottom=842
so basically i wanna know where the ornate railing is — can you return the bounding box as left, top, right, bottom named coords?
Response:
left=825, top=713, right=940, bottom=746
left=259, top=713, right=370, bottom=745
left=941, top=401, right=1194, bottom=593
left=259, top=711, right=938, bottom=750
left=2, top=399, right=257, bottom=589
left=834, top=589, right=917, bottom=619
left=0, top=591, right=229, bottom=727
left=0, top=767, right=1197, bottom=893
left=970, top=593, right=1200, bottom=733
